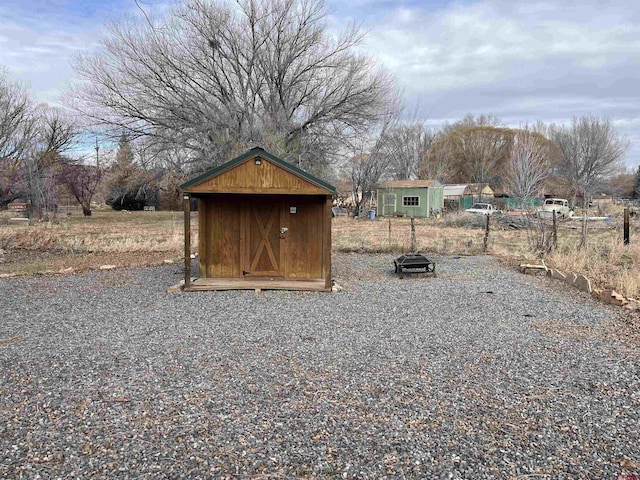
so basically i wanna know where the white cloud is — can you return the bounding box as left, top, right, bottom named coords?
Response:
left=364, top=1, right=640, bottom=93
left=0, top=0, right=171, bottom=102
left=2, top=0, right=639, bottom=166
left=350, top=0, right=640, bottom=166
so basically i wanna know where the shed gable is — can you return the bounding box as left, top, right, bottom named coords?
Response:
left=182, top=147, right=335, bottom=195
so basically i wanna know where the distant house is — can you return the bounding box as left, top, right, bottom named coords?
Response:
left=376, top=180, right=444, bottom=217
left=443, top=183, right=495, bottom=210
left=466, top=183, right=495, bottom=200
left=591, top=193, right=614, bottom=206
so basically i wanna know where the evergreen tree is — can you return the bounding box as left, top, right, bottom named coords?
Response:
left=105, top=135, right=158, bottom=210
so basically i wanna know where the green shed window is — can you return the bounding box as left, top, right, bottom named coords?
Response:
left=403, top=196, right=420, bottom=206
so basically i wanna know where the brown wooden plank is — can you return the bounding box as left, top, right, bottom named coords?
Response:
left=280, top=202, right=287, bottom=278
left=323, top=195, right=332, bottom=290
left=284, top=197, right=323, bottom=279
left=186, top=158, right=328, bottom=195
left=195, top=193, right=328, bottom=284
left=183, top=194, right=191, bottom=289
left=239, top=199, right=246, bottom=276
left=188, top=186, right=328, bottom=195
left=197, top=199, right=207, bottom=277
left=203, top=195, right=242, bottom=278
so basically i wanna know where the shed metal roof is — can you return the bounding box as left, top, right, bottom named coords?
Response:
left=443, top=184, right=468, bottom=196
left=443, top=183, right=494, bottom=196
left=377, top=179, right=440, bottom=189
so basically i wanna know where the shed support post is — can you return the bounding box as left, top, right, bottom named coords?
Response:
left=183, top=193, right=191, bottom=289
left=324, top=195, right=332, bottom=291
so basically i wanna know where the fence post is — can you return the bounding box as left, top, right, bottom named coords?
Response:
left=624, top=207, right=630, bottom=245
left=483, top=214, right=490, bottom=252
left=388, top=216, right=391, bottom=245
left=410, top=217, right=416, bottom=252
left=552, top=210, right=558, bottom=249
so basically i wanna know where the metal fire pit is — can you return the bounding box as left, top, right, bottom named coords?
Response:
left=394, top=253, right=435, bottom=279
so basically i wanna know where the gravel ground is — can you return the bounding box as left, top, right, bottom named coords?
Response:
left=1, top=254, right=639, bottom=479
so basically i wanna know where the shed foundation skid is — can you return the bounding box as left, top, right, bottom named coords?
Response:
left=183, top=277, right=329, bottom=292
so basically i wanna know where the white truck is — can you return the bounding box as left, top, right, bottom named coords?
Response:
left=537, top=198, right=574, bottom=219
left=464, top=203, right=501, bottom=216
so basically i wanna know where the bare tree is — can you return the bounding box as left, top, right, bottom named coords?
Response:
left=70, top=0, right=395, bottom=175
left=23, top=107, right=78, bottom=219
left=440, top=113, right=502, bottom=135
left=0, top=70, right=35, bottom=160
left=606, top=171, right=634, bottom=199
left=420, top=115, right=509, bottom=185
left=506, top=127, right=556, bottom=206
left=452, top=126, right=512, bottom=185
left=549, top=116, right=629, bottom=246
left=418, top=131, right=454, bottom=182
left=0, top=70, right=36, bottom=205
left=345, top=143, right=387, bottom=217
left=378, top=122, right=435, bottom=180
left=425, top=124, right=513, bottom=186
left=504, top=127, right=560, bottom=252
left=59, top=163, right=103, bottom=216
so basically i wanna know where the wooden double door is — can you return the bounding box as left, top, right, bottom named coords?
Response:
left=201, top=194, right=324, bottom=280
left=242, top=195, right=324, bottom=280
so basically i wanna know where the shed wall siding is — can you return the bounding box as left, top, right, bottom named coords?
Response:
left=395, top=188, right=427, bottom=217
left=378, top=187, right=444, bottom=217
left=429, top=187, right=444, bottom=213
left=197, top=194, right=326, bottom=280
left=199, top=196, right=243, bottom=278
left=186, top=158, right=328, bottom=195
left=284, top=196, right=324, bottom=279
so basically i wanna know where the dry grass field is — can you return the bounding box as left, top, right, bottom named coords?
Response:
left=0, top=210, right=192, bottom=276
left=1, top=207, right=638, bottom=299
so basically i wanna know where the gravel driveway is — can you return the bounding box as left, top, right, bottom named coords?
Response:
left=1, top=254, right=638, bottom=479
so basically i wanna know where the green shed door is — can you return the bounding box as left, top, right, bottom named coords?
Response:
left=382, top=193, right=396, bottom=216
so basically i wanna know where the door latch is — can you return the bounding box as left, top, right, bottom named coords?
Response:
left=280, top=227, right=288, bottom=238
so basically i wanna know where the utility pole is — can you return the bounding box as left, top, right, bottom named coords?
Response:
left=95, top=137, right=100, bottom=169
left=298, top=124, right=303, bottom=167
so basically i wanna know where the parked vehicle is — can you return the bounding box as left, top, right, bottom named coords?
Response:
left=537, top=198, right=574, bottom=219
left=465, top=203, right=501, bottom=215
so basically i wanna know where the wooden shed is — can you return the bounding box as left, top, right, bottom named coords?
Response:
left=180, top=147, right=335, bottom=292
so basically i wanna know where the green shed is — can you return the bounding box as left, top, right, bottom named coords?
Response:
left=376, top=180, right=444, bottom=217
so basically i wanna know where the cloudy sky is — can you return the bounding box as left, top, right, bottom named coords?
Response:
left=1, top=0, right=639, bottom=169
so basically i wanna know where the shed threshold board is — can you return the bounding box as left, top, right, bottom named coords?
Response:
left=184, top=277, right=329, bottom=292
